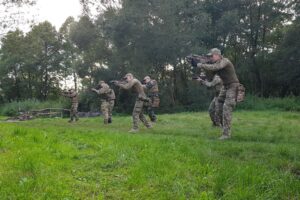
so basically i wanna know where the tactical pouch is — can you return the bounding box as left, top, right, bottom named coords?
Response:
left=236, top=84, right=245, bottom=103
left=138, top=95, right=150, bottom=102
left=151, top=96, right=160, bottom=108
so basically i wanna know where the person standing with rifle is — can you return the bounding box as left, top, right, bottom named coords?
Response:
left=92, top=81, right=115, bottom=124
left=62, top=88, right=79, bottom=123
left=191, top=48, right=241, bottom=140
left=195, top=73, right=223, bottom=127
left=142, top=76, right=160, bottom=122
left=112, top=73, right=152, bottom=133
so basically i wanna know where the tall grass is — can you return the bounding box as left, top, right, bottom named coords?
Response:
left=0, top=96, right=299, bottom=117
left=0, top=111, right=299, bottom=199
left=0, top=99, right=68, bottom=116
left=238, top=95, right=300, bottom=111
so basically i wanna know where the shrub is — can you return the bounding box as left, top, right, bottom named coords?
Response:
left=0, top=99, right=68, bottom=116
left=237, top=95, right=300, bottom=111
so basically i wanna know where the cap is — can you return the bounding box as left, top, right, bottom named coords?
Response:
left=124, top=73, right=133, bottom=78
left=98, top=80, right=105, bottom=85
left=207, top=48, right=221, bottom=56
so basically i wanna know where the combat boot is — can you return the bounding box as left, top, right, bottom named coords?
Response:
left=146, top=124, right=153, bottom=129
left=104, top=119, right=108, bottom=125
left=150, top=117, right=156, bottom=122
left=129, top=128, right=139, bottom=133
left=212, top=122, right=222, bottom=128
left=218, top=134, right=231, bottom=140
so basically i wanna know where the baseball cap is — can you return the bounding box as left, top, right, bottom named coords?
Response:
left=207, top=48, right=221, bottom=56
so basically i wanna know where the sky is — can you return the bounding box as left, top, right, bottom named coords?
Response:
left=0, top=0, right=82, bottom=35
left=35, top=0, right=82, bottom=30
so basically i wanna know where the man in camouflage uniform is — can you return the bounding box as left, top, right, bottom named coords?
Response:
left=62, top=88, right=79, bottom=123
left=196, top=74, right=223, bottom=127
left=92, top=81, right=115, bottom=124
left=142, top=76, right=160, bottom=122
left=196, top=48, right=240, bottom=140
left=113, top=73, right=152, bottom=132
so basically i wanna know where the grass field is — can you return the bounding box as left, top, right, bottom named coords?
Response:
left=0, top=111, right=299, bottom=199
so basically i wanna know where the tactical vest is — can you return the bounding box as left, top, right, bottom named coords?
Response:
left=146, top=80, right=159, bottom=95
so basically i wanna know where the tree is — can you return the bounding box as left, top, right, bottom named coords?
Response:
left=273, top=18, right=300, bottom=96
left=24, top=21, right=62, bottom=100
left=59, top=17, right=80, bottom=91
left=0, top=30, right=26, bottom=100
left=69, top=16, right=111, bottom=87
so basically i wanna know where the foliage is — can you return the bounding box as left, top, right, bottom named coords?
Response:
left=0, top=22, right=63, bottom=101
left=0, top=112, right=299, bottom=199
left=237, top=95, right=300, bottom=111
left=0, top=99, right=68, bottom=116
left=0, top=0, right=299, bottom=113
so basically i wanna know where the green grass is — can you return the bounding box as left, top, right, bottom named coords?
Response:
left=0, top=111, right=299, bottom=199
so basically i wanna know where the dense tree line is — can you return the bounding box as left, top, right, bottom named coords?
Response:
left=0, top=0, right=299, bottom=112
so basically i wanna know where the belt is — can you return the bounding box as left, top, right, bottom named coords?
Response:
left=224, top=82, right=239, bottom=89
left=101, top=98, right=115, bottom=101
left=149, top=93, right=159, bottom=97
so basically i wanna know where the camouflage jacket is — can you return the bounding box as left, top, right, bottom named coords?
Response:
left=94, top=83, right=115, bottom=101
left=117, top=78, right=147, bottom=99
left=201, top=75, right=223, bottom=96
left=143, top=79, right=159, bottom=96
left=198, top=57, right=239, bottom=86
left=63, top=91, right=78, bottom=104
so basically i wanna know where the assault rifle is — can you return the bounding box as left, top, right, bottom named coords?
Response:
left=62, top=89, right=71, bottom=95
left=186, top=54, right=211, bottom=79
left=110, top=77, right=127, bottom=85
left=91, top=84, right=101, bottom=93
left=192, top=72, right=207, bottom=80
left=186, top=54, right=211, bottom=66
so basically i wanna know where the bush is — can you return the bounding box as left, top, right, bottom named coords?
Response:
left=1, top=95, right=299, bottom=117
left=237, top=95, right=300, bottom=111
left=0, top=99, right=68, bottom=116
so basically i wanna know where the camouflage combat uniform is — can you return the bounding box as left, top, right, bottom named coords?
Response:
left=200, top=75, right=223, bottom=126
left=199, top=57, right=239, bottom=137
left=63, top=90, right=79, bottom=122
left=143, top=79, right=160, bottom=122
left=116, top=79, right=151, bottom=131
left=93, top=83, right=115, bottom=124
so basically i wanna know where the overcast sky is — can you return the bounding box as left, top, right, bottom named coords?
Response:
left=35, top=0, right=82, bottom=29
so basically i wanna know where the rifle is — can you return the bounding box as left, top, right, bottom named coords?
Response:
left=91, top=84, right=102, bottom=94
left=61, top=90, right=70, bottom=95
left=186, top=54, right=211, bottom=79
left=186, top=54, right=211, bottom=66
left=110, top=77, right=127, bottom=85
left=109, top=80, right=119, bottom=84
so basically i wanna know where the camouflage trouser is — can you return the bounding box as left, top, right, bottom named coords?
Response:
left=70, top=103, right=79, bottom=121
left=147, top=107, right=157, bottom=122
left=132, top=99, right=151, bottom=130
left=218, top=83, right=239, bottom=136
left=108, top=100, right=115, bottom=119
left=146, top=95, right=159, bottom=122
left=101, top=100, right=114, bottom=124
left=208, top=97, right=221, bottom=126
